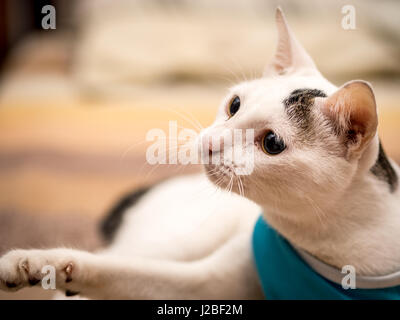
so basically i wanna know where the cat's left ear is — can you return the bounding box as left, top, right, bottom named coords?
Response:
left=317, top=80, right=378, bottom=161
left=264, top=7, right=319, bottom=76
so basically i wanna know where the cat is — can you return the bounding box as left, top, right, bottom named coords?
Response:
left=0, top=7, right=399, bottom=299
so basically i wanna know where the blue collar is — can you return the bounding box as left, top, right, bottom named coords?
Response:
left=252, top=215, right=400, bottom=299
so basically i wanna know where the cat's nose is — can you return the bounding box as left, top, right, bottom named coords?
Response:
left=207, top=140, right=216, bottom=157
left=200, top=134, right=223, bottom=157
left=201, top=136, right=214, bottom=157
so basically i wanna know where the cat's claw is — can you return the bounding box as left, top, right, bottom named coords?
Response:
left=0, top=249, right=77, bottom=292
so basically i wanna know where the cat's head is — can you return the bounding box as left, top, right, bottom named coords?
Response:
left=200, top=8, right=379, bottom=216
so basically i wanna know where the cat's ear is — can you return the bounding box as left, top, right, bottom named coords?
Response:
left=318, top=80, right=378, bottom=160
left=264, top=7, right=318, bottom=76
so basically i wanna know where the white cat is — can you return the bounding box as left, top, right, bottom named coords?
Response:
left=0, top=8, right=399, bottom=299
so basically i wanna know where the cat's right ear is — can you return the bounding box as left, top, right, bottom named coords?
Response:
left=317, top=80, right=378, bottom=161
left=264, top=7, right=319, bottom=76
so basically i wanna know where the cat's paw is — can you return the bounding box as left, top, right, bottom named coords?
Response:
left=0, top=249, right=78, bottom=292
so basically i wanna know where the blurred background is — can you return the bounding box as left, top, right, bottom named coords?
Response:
left=0, top=0, right=399, bottom=299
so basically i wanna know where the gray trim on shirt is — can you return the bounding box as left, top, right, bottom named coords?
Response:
left=294, top=246, right=400, bottom=289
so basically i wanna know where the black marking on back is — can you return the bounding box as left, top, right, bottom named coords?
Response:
left=371, top=142, right=398, bottom=193
left=283, top=89, right=327, bottom=131
left=100, top=186, right=151, bottom=243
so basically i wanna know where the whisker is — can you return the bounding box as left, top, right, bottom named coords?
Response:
left=163, top=107, right=203, bottom=132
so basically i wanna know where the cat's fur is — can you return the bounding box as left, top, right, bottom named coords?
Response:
left=0, top=8, right=399, bottom=299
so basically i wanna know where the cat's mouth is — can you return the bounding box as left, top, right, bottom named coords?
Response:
left=205, top=163, right=233, bottom=178
left=204, top=163, right=246, bottom=195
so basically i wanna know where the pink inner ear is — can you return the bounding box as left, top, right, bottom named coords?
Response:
left=321, top=81, right=378, bottom=157
left=264, top=8, right=318, bottom=76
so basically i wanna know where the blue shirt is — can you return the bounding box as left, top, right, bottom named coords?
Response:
left=252, top=215, right=400, bottom=299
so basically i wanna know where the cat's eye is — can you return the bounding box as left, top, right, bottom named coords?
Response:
left=228, top=96, right=240, bottom=118
left=262, top=131, right=286, bottom=155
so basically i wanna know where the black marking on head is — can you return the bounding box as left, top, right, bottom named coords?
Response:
left=100, top=186, right=151, bottom=243
left=371, top=142, right=398, bottom=193
left=283, top=89, right=327, bottom=132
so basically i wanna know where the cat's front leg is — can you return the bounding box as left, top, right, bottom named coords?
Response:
left=0, top=248, right=92, bottom=294
left=0, top=235, right=262, bottom=299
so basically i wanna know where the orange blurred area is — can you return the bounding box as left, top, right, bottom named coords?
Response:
left=0, top=100, right=216, bottom=219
